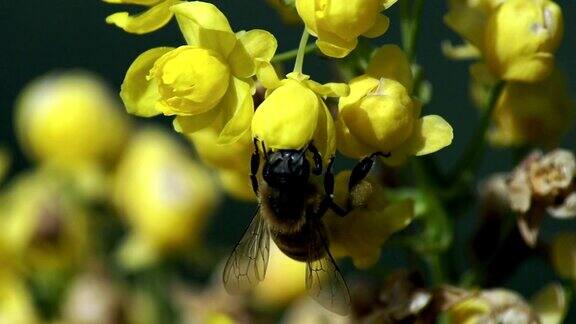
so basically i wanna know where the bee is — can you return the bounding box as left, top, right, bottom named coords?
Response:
left=222, top=139, right=388, bottom=315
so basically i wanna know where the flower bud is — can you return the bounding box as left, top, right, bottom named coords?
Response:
left=15, top=71, right=129, bottom=167
left=484, top=0, right=563, bottom=82
left=296, top=0, right=396, bottom=58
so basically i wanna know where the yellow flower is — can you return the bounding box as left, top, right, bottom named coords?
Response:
left=122, top=1, right=277, bottom=144
left=253, top=241, right=307, bottom=308
left=0, top=169, right=90, bottom=274
left=104, top=0, right=180, bottom=34
left=337, top=45, right=453, bottom=165
left=252, top=68, right=348, bottom=162
left=551, top=232, right=576, bottom=281
left=484, top=0, right=563, bottom=82
left=296, top=0, right=397, bottom=58
left=443, top=0, right=501, bottom=59
left=187, top=124, right=256, bottom=201
left=113, top=128, right=218, bottom=269
left=324, top=171, right=414, bottom=269
left=15, top=71, right=129, bottom=167
left=487, top=68, right=573, bottom=148
left=0, top=270, right=39, bottom=324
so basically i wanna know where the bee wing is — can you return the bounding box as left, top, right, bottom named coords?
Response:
left=222, top=208, right=270, bottom=294
left=305, top=229, right=351, bottom=316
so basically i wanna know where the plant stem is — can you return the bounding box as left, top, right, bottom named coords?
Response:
left=401, top=0, right=425, bottom=61
left=293, top=29, right=310, bottom=75
left=272, top=43, right=316, bottom=63
left=448, top=82, right=505, bottom=184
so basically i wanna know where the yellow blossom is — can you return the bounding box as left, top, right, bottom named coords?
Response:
left=484, top=0, right=563, bottom=82
left=113, top=128, right=218, bottom=269
left=337, top=45, right=453, bottom=165
left=15, top=71, right=129, bottom=167
left=252, top=68, right=348, bottom=162
left=104, top=0, right=181, bottom=34
left=122, top=1, right=277, bottom=144
left=487, top=69, right=573, bottom=148
left=0, top=169, right=90, bottom=274
left=324, top=171, right=414, bottom=269
left=187, top=124, right=256, bottom=201
left=253, top=241, right=306, bottom=308
left=296, top=0, right=397, bottom=58
left=0, top=270, right=39, bottom=324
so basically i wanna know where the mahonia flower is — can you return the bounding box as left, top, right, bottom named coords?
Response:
left=485, top=68, right=573, bottom=148
left=0, top=169, right=90, bottom=274
left=104, top=0, right=180, bottom=34
left=122, top=1, right=277, bottom=144
left=252, top=68, right=349, bottom=162
left=296, top=0, right=397, bottom=58
left=323, top=171, right=414, bottom=269
left=187, top=122, right=256, bottom=201
left=336, top=45, right=453, bottom=165
left=484, top=0, right=563, bottom=82
left=15, top=71, right=129, bottom=167
left=445, top=284, right=566, bottom=324
left=113, top=128, right=217, bottom=269
left=445, top=0, right=564, bottom=82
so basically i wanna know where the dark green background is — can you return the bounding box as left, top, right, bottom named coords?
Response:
left=1, top=0, right=576, bottom=321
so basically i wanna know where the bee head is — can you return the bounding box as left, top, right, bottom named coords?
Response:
left=263, top=149, right=310, bottom=188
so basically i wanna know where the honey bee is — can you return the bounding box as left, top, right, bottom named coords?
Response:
left=222, top=139, right=388, bottom=315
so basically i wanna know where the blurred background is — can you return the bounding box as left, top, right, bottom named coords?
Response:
left=1, top=0, right=576, bottom=323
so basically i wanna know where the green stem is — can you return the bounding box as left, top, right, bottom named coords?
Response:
left=272, top=43, right=316, bottom=63
left=448, top=81, right=505, bottom=184
left=426, top=254, right=446, bottom=285
left=401, top=0, right=425, bottom=61
left=293, top=29, right=310, bottom=75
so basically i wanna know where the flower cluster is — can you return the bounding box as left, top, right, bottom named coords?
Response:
left=444, top=0, right=572, bottom=148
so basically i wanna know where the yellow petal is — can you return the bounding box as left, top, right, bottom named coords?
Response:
left=252, top=80, right=319, bottom=150
left=295, top=0, right=319, bottom=36
left=217, top=77, right=254, bottom=144
left=441, top=40, right=481, bottom=60
left=171, top=1, right=237, bottom=58
left=366, top=45, right=413, bottom=93
left=406, top=115, right=454, bottom=156
left=304, top=80, right=350, bottom=98
left=105, top=0, right=178, bottom=34
left=531, top=283, right=567, bottom=324
left=338, top=75, right=380, bottom=110
left=382, top=0, right=398, bottom=9
left=313, top=101, right=337, bottom=162
left=121, top=47, right=174, bottom=117
left=443, top=6, right=487, bottom=50
left=335, top=117, right=374, bottom=159
left=501, top=53, right=555, bottom=82
left=173, top=106, right=221, bottom=134
left=362, top=14, right=389, bottom=38
left=237, top=29, right=278, bottom=63
left=316, top=38, right=356, bottom=59
left=255, top=61, right=282, bottom=90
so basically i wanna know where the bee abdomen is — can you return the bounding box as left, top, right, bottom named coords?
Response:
left=271, top=224, right=325, bottom=262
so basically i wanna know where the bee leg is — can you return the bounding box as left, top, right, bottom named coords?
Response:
left=251, top=138, right=260, bottom=194
left=348, top=152, right=391, bottom=191
left=308, top=143, right=323, bottom=175
left=323, top=157, right=350, bottom=217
